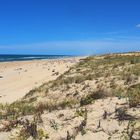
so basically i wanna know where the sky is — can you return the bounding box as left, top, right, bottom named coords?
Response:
left=0, top=0, right=140, bottom=55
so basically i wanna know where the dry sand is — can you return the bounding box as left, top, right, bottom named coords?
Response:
left=0, top=54, right=140, bottom=140
left=0, top=57, right=81, bottom=103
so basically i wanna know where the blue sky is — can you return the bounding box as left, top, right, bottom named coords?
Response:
left=0, top=0, right=140, bottom=55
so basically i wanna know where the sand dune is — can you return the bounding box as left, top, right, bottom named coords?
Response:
left=0, top=53, right=140, bottom=140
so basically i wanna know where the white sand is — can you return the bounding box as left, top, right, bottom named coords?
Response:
left=0, top=57, right=81, bottom=103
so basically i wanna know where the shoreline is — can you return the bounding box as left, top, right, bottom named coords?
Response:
left=0, top=56, right=81, bottom=63
left=0, top=57, right=84, bottom=104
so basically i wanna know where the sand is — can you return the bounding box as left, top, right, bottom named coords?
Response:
left=0, top=57, right=81, bottom=104
left=0, top=53, right=140, bottom=140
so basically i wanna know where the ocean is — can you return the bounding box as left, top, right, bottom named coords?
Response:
left=0, top=54, right=70, bottom=62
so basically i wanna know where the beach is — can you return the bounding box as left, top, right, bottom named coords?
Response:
left=0, top=57, right=81, bottom=103
left=0, top=53, right=140, bottom=140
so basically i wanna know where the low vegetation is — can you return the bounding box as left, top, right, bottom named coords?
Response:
left=0, top=52, right=140, bottom=139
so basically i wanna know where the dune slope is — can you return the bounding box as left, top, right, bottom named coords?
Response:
left=0, top=53, right=140, bottom=140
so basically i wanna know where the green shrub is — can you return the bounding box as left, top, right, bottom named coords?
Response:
left=80, top=95, right=94, bottom=106
left=75, top=108, right=87, bottom=117
left=127, top=83, right=140, bottom=107
left=80, top=90, right=109, bottom=106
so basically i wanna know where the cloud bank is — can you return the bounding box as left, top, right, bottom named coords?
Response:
left=0, top=38, right=140, bottom=55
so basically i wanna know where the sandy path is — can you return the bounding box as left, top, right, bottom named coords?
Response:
left=0, top=57, right=81, bottom=103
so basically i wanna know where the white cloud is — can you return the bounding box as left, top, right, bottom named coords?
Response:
left=0, top=39, right=140, bottom=55
left=136, top=24, right=140, bottom=28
